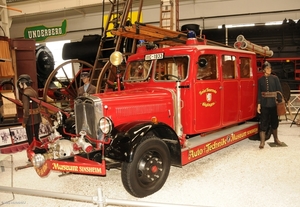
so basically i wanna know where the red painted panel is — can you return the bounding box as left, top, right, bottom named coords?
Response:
left=181, top=123, right=258, bottom=165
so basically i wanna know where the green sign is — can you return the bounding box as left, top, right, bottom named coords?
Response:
left=24, top=20, right=67, bottom=42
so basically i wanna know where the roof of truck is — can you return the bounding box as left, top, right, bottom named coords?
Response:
left=131, top=42, right=256, bottom=60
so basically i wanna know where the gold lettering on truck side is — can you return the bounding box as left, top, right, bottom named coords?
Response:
left=185, top=126, right=258, bottom=161
left=35, top=162, right=48, bottom=176
left=52, top=163, right=79, bottom=172
left=199, top=88, right=217, bottom=95
left=188, top=148, right=204, bottom=160
left=205, top=138, right=227, bottom=153
left=79, top=166, right=102, bottom=174
left=247, top=128, right=258, bottom=135
left=199, top=88, right=217, bottom=107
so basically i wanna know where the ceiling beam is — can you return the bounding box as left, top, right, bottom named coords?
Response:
left=7, top=0, right=111, bottom=17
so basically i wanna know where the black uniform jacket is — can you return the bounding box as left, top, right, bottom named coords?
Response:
left=78, top=83, right=96, bottom=96
left=22, top=86, right=42, bottom=126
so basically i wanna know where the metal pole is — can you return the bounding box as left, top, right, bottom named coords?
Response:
left=0, top=186, right=207, bottom=207
left=0, top=155, right=15, bottom=206
left=0, top=186, right=93, bottom=203
left=103, top=198, right=208, bottom=207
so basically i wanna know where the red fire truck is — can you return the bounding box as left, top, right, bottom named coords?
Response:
left=29, top=33, right=260, bottom=198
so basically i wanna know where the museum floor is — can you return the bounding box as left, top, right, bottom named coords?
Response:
left=0, top=120, right=299, bottom=207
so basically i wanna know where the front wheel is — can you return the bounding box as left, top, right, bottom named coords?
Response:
left=121, top=137, right=171, bottom=198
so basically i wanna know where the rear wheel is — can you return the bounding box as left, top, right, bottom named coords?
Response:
left=121, top=137, right=171, bottom=198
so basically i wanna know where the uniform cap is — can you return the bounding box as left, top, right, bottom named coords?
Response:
left=17, top=74, right=32, bottom=84
left=262, top=61, right=271, bottom=70
left=80, top=72, right=90, bottom=79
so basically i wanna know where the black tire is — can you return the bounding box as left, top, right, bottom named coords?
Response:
left=121, top=137, right=171, bottom=198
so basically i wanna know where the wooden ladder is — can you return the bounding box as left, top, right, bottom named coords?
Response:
left=160, top=0, right=179, bottom=31
left=89, top=0, right=142, bottom=93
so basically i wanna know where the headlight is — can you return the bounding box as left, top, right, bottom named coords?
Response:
left=110, top=51, right=123, bottom=66
left=99, top=117, right=113, bottom=134
left=56, top=111, right=63, bottom=125
left=32, top=154, right=45, bottom=168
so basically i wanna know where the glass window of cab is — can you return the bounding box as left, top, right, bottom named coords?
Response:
left=154, top=56, right=189, bottom=81
left=222, top=55, right=237, bottom=79
left=124, top=60, right=152, bottom=81
left=240, top=57, right=252, bottom=78
left=197, top=54, right=217, bottom=80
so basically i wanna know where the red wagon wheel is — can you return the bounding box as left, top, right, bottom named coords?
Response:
left=42, top=59, right=93, bottom=108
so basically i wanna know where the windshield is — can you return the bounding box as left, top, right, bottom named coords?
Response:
left=124, top=60, right=152, bottom=81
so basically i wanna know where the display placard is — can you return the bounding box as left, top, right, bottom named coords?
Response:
left=10, top=126, right=27, bottom=144
left=0, top=128, right=12, bottom=146
left=39, top=121, right=52, bottom=138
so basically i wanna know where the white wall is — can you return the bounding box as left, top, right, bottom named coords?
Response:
left=8, top=0, right=300, bottom=42
left=144, top=0, right=300, bottom=28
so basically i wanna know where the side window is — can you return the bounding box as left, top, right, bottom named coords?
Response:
left=197, top=54, right=217, bottom=80
left=155, top=56, right=188, bottom=81
left=240, top=57, right=252, bottom=78
left=222, top=55, right=236, bottom=79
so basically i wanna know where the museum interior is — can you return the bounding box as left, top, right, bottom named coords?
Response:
left=0, top=0, right=300, bottom=207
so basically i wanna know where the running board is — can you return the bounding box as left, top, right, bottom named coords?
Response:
left=181, top=122, right=258, bottom=165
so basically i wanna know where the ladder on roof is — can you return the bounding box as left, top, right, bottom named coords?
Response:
left=112, top=22, right=229, bottom=47
left=160, top=0, right=179, bottom=31
left=90, top=0, right=143, bottom=93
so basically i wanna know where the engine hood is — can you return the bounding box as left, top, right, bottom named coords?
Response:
left=94, top=88, right=176, bottom=127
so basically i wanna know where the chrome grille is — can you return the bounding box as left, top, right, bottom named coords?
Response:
left=74, top=96, right=103, bottom=139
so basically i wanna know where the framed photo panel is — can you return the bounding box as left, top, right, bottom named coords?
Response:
left=0, top=128, right=12, bottom=146
left=39, top=121, right=52, bottom=138
left=10, top=126, right=27, bottom=144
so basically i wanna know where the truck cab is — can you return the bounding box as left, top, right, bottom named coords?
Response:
left=119, top=38, right=257, bottom=135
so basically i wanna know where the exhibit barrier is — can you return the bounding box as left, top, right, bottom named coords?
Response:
left=0, top=186, right=205, bottom=207
left=0, top=154, right=14, bottom=205
left=0, top=153, right=203, bottom=207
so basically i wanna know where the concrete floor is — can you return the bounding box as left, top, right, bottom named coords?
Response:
left=0, top=120, right=299, bottom=207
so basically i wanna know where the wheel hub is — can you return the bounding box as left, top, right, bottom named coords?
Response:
left=139, top=155, right=163, bottom=183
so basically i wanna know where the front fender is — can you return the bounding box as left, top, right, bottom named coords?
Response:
left=105, top=121, right=181, bottom=167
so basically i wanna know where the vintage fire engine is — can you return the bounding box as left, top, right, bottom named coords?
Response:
left=29, top=29, right=260, bottom=198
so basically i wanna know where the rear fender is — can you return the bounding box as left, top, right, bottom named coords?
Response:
left=107, top=121, right=181, bottom=167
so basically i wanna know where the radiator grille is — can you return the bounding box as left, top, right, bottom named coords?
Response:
left=74, top=97, right=103, bottom=139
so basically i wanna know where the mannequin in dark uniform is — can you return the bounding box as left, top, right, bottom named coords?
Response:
left=78, top=72, right=96, bottom=96
left=257, top=61, right=284, bottom=149
left=17, top=74, right=42, bottom=146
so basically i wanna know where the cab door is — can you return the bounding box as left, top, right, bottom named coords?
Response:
left=194, top=54, right=222, bottom=132
left=221, top=55, right=239, bottom=126
left=239, top=57, right=256, bottom=120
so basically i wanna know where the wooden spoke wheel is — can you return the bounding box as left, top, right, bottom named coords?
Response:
left=96, top=61, right=126, bottom=92
left=43, top=60, right=93, bottom=107
left=96, top=62, right=114, bottom=93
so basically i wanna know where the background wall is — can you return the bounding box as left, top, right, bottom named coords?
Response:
left=7, top=0, right=300, bottom=42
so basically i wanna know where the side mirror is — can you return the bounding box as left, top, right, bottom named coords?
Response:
left=198, top=57, right=207, bottom=69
